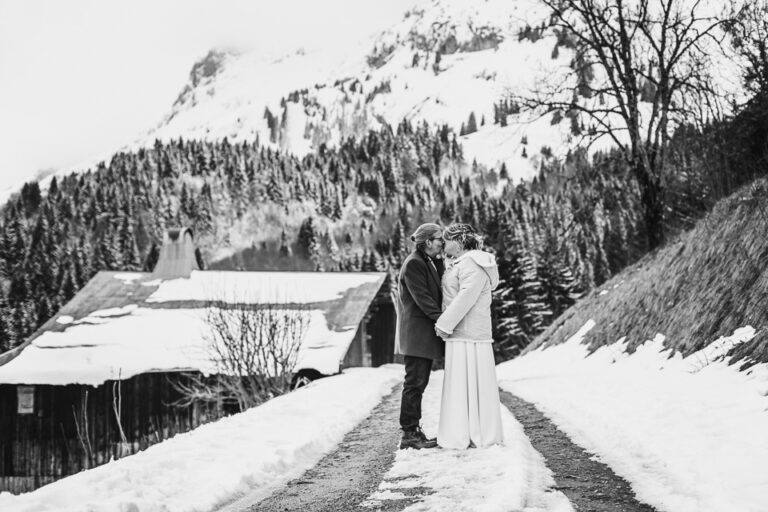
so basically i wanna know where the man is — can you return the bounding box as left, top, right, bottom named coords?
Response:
left=396, top=222, right=445, bottom=449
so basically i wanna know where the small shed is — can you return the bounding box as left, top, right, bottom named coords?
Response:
left=0, top=229, right=395, bottom=493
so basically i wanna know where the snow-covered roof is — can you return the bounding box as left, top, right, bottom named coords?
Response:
left=0, top=270, right=387, bottom=385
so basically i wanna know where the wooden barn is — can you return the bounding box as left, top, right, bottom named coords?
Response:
left=0, top=228, right=396, bottom=493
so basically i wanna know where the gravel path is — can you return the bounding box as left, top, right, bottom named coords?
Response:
left=235, top=383, right=422, bottom=512
left=499, top=390, right=658, bottom=512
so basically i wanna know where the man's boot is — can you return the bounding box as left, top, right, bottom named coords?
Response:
left=399, top=429, right=438, bottom=449
left=415, top=426, right=436, bottom=444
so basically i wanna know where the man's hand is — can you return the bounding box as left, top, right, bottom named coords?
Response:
left=435, top=326, right=450, bottom=339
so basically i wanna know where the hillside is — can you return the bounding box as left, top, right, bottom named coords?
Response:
left=529, top=177, right=768, bottom=364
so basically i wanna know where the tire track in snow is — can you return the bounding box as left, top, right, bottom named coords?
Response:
left=499, top=390, right=658, bottom=512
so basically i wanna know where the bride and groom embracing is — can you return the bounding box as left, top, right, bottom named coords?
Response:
left=396, top=222, right=503, bottom=450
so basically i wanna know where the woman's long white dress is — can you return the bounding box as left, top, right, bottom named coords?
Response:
left=435, top=251, right=503, bottom=449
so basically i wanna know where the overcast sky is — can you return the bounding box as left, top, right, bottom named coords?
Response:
left=0, top=0, right=414, bottom=195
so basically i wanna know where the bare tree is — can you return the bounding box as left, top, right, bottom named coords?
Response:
left=726, top=0, right=768, bottom=95
left=174, top=303, right=311, bottom=411
left=72, top=389, right=96, bottom=468
left=521, top=0, right=737, bottom=248
left=111, top=371, right=129, bottom=458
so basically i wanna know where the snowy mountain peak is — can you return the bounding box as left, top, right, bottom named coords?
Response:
left=188, top=49, right=232, bottom=89
left=383, top=0, right=519, bottom=53
left=136, top=0, right=567, bottom=184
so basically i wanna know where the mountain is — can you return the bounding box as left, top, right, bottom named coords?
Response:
left=138, top=0, right=570, bottom=185
left=2, top=0, right=764, bottom=363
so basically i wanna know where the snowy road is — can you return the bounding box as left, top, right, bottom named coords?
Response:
left=237, top=370, right=658, bottom=512
left=224, top=385, right=407, bottom=511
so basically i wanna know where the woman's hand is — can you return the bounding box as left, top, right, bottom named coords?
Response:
left=435, top=325, right=451, bottom=339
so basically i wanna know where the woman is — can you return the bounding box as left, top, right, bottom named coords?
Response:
left=435, top=223, right=504, bottom=449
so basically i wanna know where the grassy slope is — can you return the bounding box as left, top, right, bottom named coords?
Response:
left=528, top=177, right=768, bottom=366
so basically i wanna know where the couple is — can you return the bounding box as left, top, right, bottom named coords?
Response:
left=396, top=222, right=503, bottom=450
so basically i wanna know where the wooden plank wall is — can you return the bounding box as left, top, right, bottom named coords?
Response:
left=0, top=372, right=224, bottom=494
left=368, top=301, right=397, bottom=367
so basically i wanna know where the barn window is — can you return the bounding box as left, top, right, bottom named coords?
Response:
left=17, top=385, right=35, bottom=414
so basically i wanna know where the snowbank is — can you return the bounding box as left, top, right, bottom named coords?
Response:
left=497, top=322, right=768, bottom=512
left=0, top=367, right=402, bottom=512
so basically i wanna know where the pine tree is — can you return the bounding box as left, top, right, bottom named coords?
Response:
left=197, top=183, right=214, bottom=234
left=160, top=152, right=175, bottom=180
left=310, top=239, right=324, bottom=271
left=361, top=249, right=373, bottom=271
left=21, top=182, right=42, bottom=215
left=517, top=251, right=551, bottom=336
left=59, top=260, right=80, bottom=304
left=538, top=256, right=582, bottom=317
left=75, top=237, right=94, bottom=284
left=493, top=285, right=527, bottom=357
left=95, top=228, right=122, bottom=270
left=279, top=229, right=292, bottom=258
left=180, top=182, right=198, bottom=220
left=8, top=273, right=30, bottom=304
left=297, top=217, right=319, bottom=259
left=48, top=176, right=60, bottom=200
left=392, top=220, right=407, bottom=262
left=119, top=217, right=142, bottom=270
left=0, top=305, right=14, bottom=352
left=466, top=112, right=478, bottom=134
left=398, top=203, right=411, bottom=233
left=332, top=188, right=343, bottom=220
left=351, top=252, right=362, bottom=271
left=493, top=239, right=528, bottom=357
left=267, top=170, right=284, bottom=204
left=36, top=294, right=53, bottom=325
left=324, top=230, right=340, bottom=265
left=12, top=300, right=35, bottom=341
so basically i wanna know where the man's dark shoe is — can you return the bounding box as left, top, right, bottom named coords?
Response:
left=415, top=426, right=436, bottom=444
left=400, top=429, right=438, bottom=449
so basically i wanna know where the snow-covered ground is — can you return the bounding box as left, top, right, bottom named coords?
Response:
left=364, top=370, right=573, bottom=512
left=5, top=319, right=767, bottom=512
left=0, top=367, right=401, bottom=512
left=498, top=321, right=768, bottom=512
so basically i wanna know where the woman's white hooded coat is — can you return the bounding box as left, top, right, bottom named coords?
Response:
left=435, top=250, right=499, bottom=342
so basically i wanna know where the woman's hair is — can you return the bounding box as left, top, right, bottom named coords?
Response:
left=443, top=223, right=483, bottom=250
left=410, top=223, right=442, bottom=251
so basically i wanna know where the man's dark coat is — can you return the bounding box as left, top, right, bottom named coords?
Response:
left=395, top=249, right=445, bottom=360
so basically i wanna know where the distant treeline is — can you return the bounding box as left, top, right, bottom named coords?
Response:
left=1, top=89, right=766, bottom=358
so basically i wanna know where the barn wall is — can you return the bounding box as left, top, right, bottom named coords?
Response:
left=0, top=373, right=225, bottom=494
left=368, top=301, right=398, bottom=366
left=342, top=319, right=368, bottom=368
left=341, top=289, right=397, bottom=371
